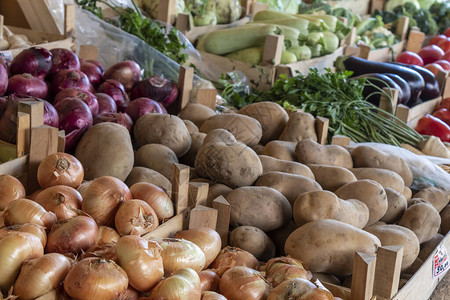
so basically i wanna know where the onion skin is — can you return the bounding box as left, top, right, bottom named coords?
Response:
left=34, top=185, right=83, bottom=220
left=266, top=278, right=332, bottom=300
left=37, top=152, right=84, bottom=189
left=14, top=253, right=72, bottom=300
left=3, top=199, right=57, bottom=228
left=0, top=223, right=47, bottom=248
left=0, top=96, right=7, bottom=115
left=64, top=258, right=128, bottom=300
left=86, top=59, right=105, bottom=73
left=199, top=270, right=220, bottom=292
left=6, top=73, right=48, bottom=99
left=175, top=228, right=221, bottom=268
left=211, top=246, right=260, bottom=276
left=10, top=47, right=52, bottom=79
left=114, top=199, right=159, bottom=236
left=0, top=95, right=20, bottom=143
left=82, top=243, right=117, bottom=262
left=0, top=174, right=26, bottom=210
left=116, top=235, right=164, bottom=292
left=264, top=256, right=312, bottom=287
left=81, top=176, right=132, bottom=226
left=219, top=266, right=270, bottom=300
left=95, top=93, right=117, bottom=114
left=202, top=291, right=228, bottom=300
left=95, top=226, right=120, bottom=246
left=0, top=63, right=7, bottom=96
left=41, top=99, right=59, bottom=128
left=49, top=48, right=80, bottom=76
left=81, top=61, right=103, bottom=88
left=126, top=97, right=166, bottom=122
left=103, top=61, right=141, bottom=91
left=51, top=69, right=93, bottom=95
left=54, top=88, right=99, bottom=116
left=93, top=112, right=133, bottom=132
left=130, top=76, right=178, bottom=107
left=0, top=232, right=44, bottom=292
left=97, top=79, right=129, bottom=112
left=0, top=211, right=4, bottom=227
left=130, top=182, right=174, bottom=221
left=77, top=180, right=92, bottom=199
left=46, top=215, right=98, bottom=254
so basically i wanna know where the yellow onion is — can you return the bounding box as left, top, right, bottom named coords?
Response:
left=34, top=185, right=83, bottom=220
left=130, top=182, right=174, bottom=221
left=3, top=199, right=56, bottom=228
left=219, top=266, right=270, bottom=300
left=64, top=257, right=128, bottom=300
left=0, top=223, right=47, bottom=247
left=34, top=282, right=71, bottom=300
left=82, top=176, right=132, bottom=226
left=95, top=226, right=120, bottom=245
left=116, top=286, right=141, bottom=300
left=0, top=211, right=4, bottom=227
left=202, top=291, right=228, bottom=300
left=115, top=235, right=164, bottom=292
left=46, top=215, right=98, bottom=254
left=199, top=269, right=220, bottom=292
left=14, top=253, right=72, bottom=299
left=144, top=267, right=201, bottom=300
left=175, top=227, right=221, bottom=268
left=82, top=243, right=117, bottom=262
left=267, top=278, right=333, bottom=300
left=37, top=152, right=84, bottom=189
left=0, top=232, right=44, bottom=292
left=264, top=256, right=312, bottom=287
left=150, top=237, right=206, bottom=276
left=114, top=199, right=159, bottom=236
left=211, top=246, right=259, bottom=276
left=28, top=188, right=43, bottom=201
left=0, top=174, right=26, bottom=210
left=77, top=180, right=92, bottom=198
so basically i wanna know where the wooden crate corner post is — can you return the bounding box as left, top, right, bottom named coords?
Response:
left=331, top=135, right=351, bottom=147
left=195, top=88, right=217, bottom=110
left=350, top=252, right=377, bottom=300
left=178, top=66, right=195, bottom=111
left=373, top=245, right=403, bottom=299
left=396, top=16, right=410, bottom=41
left=188, top=205, right=218, bottom=230
left=379, top=87, right=399, bottom=116
left=188, top=182, right=209, bottom=208
left=175, top=13, right=190, bottom=34
left=262, top=34, right=284, bottom=66
left=171, top=163, right=190, bottom=215
left=78, top=45, right=99, bottom=61
left=315, top=116, right=329, bottom=145
left=157, top=0, right=176, bottom=25
left=405, top=29, right=425, bottom=53
left=64, top=4, right=76, bottom=38
left=212, top=196, right=231, bottom=248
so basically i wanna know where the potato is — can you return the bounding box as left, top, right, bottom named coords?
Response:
left=407, top=197, right=426, bottom=207
left=230, top=226, right=276, bottom=261
left=365, top=224, right=419, bottom=271
left=296, top=140, right=353, bottom=169
left=350, top=168, right=404, bottom=194
left=350, top=145, right=413, bottom=187
left=403, top=186, right=412, bottom=201
left=413, top=187, right=449, bottom=212
left=259, top=155, right=314, bottom=178
left=134, top=113, right=191, bottom=157
left=285, top=219, right=381, bottom=275
left=267, top=221, right=298, bottom=256
left=179, top=132, right=206, bottom=167
left=441, top=205, right=450, bottom=235
left=183, top=120, right=199, bottom=134
left=255, top=172, right=322, bottom=206
left=206, top=183, right=233, bottom=207
left=308, top=164, right=357, bottom=192
left=418, top=234, right=444, bottom=261
left=380, top=188, right=407, bottom=224
left=238, top=102, right=289, bottom=144
left=311, top=273, right=341, bottom=286
left=200, top=114, right=262, bottom=146
left=226, top=186, right=292, bottom=232
left=195, top=129, right=263, bottom=188
left=75, top=123, right=133, bottom=181
left=125, top=167, right=171, bottom=193
left=252, top=144, right=265, bottom=155
left=335, top=180, right=388, bottom=226
left=178, top=103, right=216, bottom=127
left=293, top=191, right=369, bottom=228
left=398, top=202, right=441, bottom=243
left=279, top=111, right=317, bottom=142
left=262, top=140, right=296, bottom=161
left=135, top=144, right=178, bottom=180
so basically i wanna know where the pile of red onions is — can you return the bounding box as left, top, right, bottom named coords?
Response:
left=130, top=76, right=178, bottom=108
left=54, top=88, right=99, bottom=116
left=10, top=47, right=52, bottom=79
left=93, top=112, right=133, bottom=132
left=97, top=79, right=129, bottom=112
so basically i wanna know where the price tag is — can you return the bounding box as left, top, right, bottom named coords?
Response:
left=433, top=244, right=449, bottom=278
left=0, top=51, right=13, bottom=62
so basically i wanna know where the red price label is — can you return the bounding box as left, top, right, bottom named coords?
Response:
left=0, top=51, right=13, bottom=62
left=433, top=245, right=449, bottom=278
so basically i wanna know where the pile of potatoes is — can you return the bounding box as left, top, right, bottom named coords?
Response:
left=74, top=100, right=450, bottom=290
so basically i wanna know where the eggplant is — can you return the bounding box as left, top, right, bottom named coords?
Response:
left=384, top=73, right=411, bottom=105
left=353, top=73, right=402, bottom=107
left=335, top=56, right=425, bottom=104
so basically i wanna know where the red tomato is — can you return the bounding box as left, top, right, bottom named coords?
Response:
left=418, top=45, right=445, bottom=65
left=436, top=98, right=450, bottom=111
left=429, top=35, right=448, bottom=45
left=424, top=63, right=444, bottom=76
left=433, top=108, right=450, bottom=126
left=434, top=60, right=450, bottom=71
left=437, top=38, right=450, bottom=53
left=445, top=28, right=450, bottom=37
left=444, top=50, right=450, bottom=62
left=395, top=51, right=424, bottom=66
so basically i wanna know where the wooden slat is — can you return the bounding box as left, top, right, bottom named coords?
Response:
left=178, top=66, right=194, bottom=110
left=57, top=130, right=65, bottom=153
left=78, top=45, right=99, bottom=61
left=188, top=205, right=218, bottom=230
left=406, top=30, right=425, bottom=53
left=443, top=76, right=450, bottom=99
left=212, top=196, right=231, bottom=248
left=351, top=252, right=377, bottom=300
left=315, top=116, right=329, bottom=145
left=142, top=209, right=190, bottom=239
left=175, top=13, right=190, bottom=34
left=373, top=246, right=403, bottom=299
left=16, top=0, right=61, bottom=35
left=172, top=163, right=190, bottom=215
left=188, top=182, right=209, bottom=208
left=195, top=88, right=217, bottom=110
left=379, top=88, right=399, bottom=116
left=323, top=282, right=352, bottom=300
left=16, top=112, right=30, bottom=157
left=262, top=34, right=283, bottom=66
left=436, top=70, right=449, bottom=97
left=0, top=155, right=28, bottom=177
left=184, top=17, right=251, bottom=43
left=395, top=16, right=409, bottom=41
left=251, top=2, right=269, bottom=15
left=18, top=101, right=44, bottom=128
left=64, top=5, right=75, bottom=37
left=0, top=15, right=4, bottom=41
left=332, top=135, right=351, bottom=146
left=157, top=0, right=176, bottom=25
left=370, top=0, right=385, bottom=14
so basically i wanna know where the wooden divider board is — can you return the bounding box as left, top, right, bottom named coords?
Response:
left=212, top=196, right=231, bottom=248
left=351, top=252, right=377, bottom=300
left=172, top=164, right=190, bottom=215
left=315, top=116, right=329, bottom=145
left=188, top=205, right=218, bottom=229
left=406, top=30, right=425, bottom=53
left=188, top=182, right=209, bottom=208
left=78, top=45, right=99, bottom=61
left=142, top=209, right=190, bottom=239
left=17, top=0, right=61, bottom=35
left=395, top=96, right=442, bottom=128
left=178, top=66, right=194, bottom=110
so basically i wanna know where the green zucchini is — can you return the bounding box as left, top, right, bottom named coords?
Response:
left=296, top=14, right=338, bottom=32
left=253, top=10, right=296, bottom=21
left=225, top=47, right=263, bottom=65
left=251, top=18, right=309, bottom=35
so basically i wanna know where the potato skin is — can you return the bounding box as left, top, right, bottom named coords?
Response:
left=206, top=183, right=233, bottom=207
left=75, top=123, right=134, bottom=181
left=285, top=219, right=381, bottom=275
left=365, top=224, right=419, bottom=271
left=413, top=187, right=449, bottom=213
left=418, top=234, right=444, bottom=261
left=441, top=205, right=450, bottom=235
left=296, top=140, right=353, bottom=169
left=134, top=113, right=192, bottom=157
left=200, top=114, right=263, bottom=146
left=135, top=144, right=178, bottom=179
left=183, top=120, right=199, bottom=134
left=179, top=132, right=206, bottom=167
left=229, top=226, right=276, bottom=261
left=262, top=141, right=297, bottom=161
left=398, top=202, right=441, bottom=243
left=259, top=155, right=314, bottom=178
left=308, top=164, right=357, bottom=192
left=335, top=180, right=388, bottom=226
left=350, top=168, right=405, bottom=194
left=238, top=102, right=289, bottom=144
left=226, top=186, right=292, bottom=232
left=279, top=112, right=317, bottom=142
left=293, top=191, right=369, bottom=228
left=255, top=172, right=322, bottom=206
left=178, top=103, right=216, bottom=127
left=380, top=188, right=407, bottom=224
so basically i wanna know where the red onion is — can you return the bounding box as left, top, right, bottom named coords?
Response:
left=93, top=112, right=133, bottom=132
left=130, top=76, right=178, bottom=107
left=51, top=69, right=94, bottom=95
left=86, top=60, right=105, bottom=73
left=0, top=97, right=6, bottom=116
left=126, top=97, right=165, bottom=122
left=7, top=74, right=48, bottom=99
left=81, top=61, right=103, bottom=88
left=0, top=96, right=19, bottom=143
left=10, top=47, right=52, bottom=79
left=49, top=48, right=80, bottom=76
left=54, top=88, right=99, bottom=116
left=95, top=93, right=117, bottom=114
left=41, top=99, right=59, bottom=128
left=54, top=98, right=93, bottom=152
left=103, top=61, right=141, bottom=91
left=0, top=62, right=7, bottom=96
left=97, top=79, right=129, bottom=112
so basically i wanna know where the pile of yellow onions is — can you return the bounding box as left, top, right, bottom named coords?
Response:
left=114, top=199, right=159, bottom=236
left=175, top=227, right=221, bottom=267
left=264, top=256, right=312, bottom=287
left=37, top=152, right=84, bottom=189
left=34, top=185, right=83, bottom=220
left=211, top=246, right=259, bottom=276
left=3, top=199, right=56, bottom=228
left=130, top=182, right=174, bottom=221
left=0, top=175, right=26, bottom=210
left=219, top=266, right=270, bottom=300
